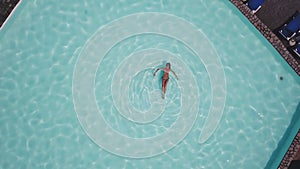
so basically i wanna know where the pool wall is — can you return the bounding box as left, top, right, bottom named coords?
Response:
left=265, top=102, right=300, bottom=169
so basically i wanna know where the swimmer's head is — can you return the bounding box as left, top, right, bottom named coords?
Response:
left=166, top=63, right=171, bottom=68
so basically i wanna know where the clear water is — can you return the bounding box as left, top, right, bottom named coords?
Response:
left=0, top=0, right=299, bottom=169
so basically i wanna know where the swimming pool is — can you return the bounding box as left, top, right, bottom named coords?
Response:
left=0, top=0, right=299, bottom=168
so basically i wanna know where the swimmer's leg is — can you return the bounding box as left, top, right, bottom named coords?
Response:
left=162, top=79, right=169, bottom=99
left=162, top=79, right=165, bottom=99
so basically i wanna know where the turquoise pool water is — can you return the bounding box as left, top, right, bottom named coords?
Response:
left=0, top=0, right=300, bottom=168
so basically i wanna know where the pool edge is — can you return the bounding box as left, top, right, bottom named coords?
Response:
left=229, top=0, right=300, bottom=77
left=277, top=130, right=300, bottom=169
left=265, top=102, right=300, bottom=169
left=0, top=0, right=22, bottom=31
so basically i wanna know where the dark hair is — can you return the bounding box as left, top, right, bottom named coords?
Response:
left=166, top=62, right=171, bottom=68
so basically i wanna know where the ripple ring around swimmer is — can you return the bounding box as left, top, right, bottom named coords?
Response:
left=112, top=48, right=193, bottom=124
left=72, top=12, right=226, bottom=158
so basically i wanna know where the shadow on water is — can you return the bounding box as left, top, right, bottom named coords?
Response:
left=264, top=102, right=300, bottom=169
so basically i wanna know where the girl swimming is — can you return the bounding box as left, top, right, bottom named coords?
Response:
left=153, top=63, right=179, bottom=99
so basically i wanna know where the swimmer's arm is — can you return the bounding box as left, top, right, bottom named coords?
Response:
left=153, top=68, right=163, bottom=76
left=171, top=69, right=179, bottom=80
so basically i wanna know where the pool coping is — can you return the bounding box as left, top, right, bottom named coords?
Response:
left=229, top=0, right=300, bottom=76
